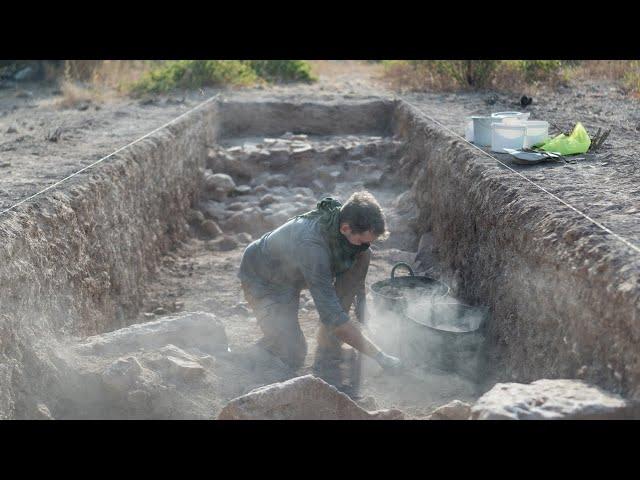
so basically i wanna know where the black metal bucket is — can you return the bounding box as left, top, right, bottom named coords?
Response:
left=369, top=262, right=451, bottom=317
left=402, top=300, right=489, bottom=377
left=369, top=263, right=488, bottom=379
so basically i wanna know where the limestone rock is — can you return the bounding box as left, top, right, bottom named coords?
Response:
left=222, top=208, right=269, bottom=237
left=206, top=235, right=238, bottom=252
left=428, top=400, right=471, bottom=420
left=201, top=219, right=222, bottom=238
left=205, top=172, right=236, bottom=201
left=259, top=193, right=280, bottom=207
left=102, top=356, right=148, bottom=392
left=34, top=403, right=54, bottom=420
left=471, top=379, right=636, bottom=420
left=197, top=200, right=230, bottom=222
left=235, top=232, right=253, bottom=244
left=218, top=374, right=405, bottom=420
left=264, top=174, right=289, bottom=188
left=163, top=356, right=206, bottom=381
left=186, top=209, right=205, bottom=225
left=75, top=311, right=228, bottom=356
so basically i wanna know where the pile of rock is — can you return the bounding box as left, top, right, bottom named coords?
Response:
left=188, top=133, right=403, bottom=251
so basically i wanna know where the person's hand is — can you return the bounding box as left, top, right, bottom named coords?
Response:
left=374, top=351, right=403, bottom=374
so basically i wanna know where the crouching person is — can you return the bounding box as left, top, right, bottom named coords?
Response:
left=238, top=191, right=402, bottom=376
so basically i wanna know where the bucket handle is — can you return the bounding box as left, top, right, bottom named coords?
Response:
left=390, top=262, right=414, bottom=280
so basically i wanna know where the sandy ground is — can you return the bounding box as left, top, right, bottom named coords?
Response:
left=2, top=61, right=639, bottom=418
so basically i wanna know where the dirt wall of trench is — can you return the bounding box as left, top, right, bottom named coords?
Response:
left=217, top=98, right=395, bottom=137
left=0, top=101, right=220, bottom=418
left=391, top=101, right=640, bottom=399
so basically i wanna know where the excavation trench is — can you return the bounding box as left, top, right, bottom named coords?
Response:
left=1, top=96, right=638, bottom=419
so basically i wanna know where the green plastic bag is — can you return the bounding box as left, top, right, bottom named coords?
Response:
left=538, top=122, right=591, bottom=155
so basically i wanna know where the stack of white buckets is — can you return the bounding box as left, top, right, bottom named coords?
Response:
left=466, top=112, right=550, bottom=152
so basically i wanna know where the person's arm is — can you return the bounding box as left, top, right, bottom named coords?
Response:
left=332, top=319, right=380, bottom=358
left=333, top=320, right=402, bottom=371
left=297, top=240, right=402, bottom=372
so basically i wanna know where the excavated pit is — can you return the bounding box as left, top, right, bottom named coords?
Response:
left=1, top=95, right=639, bottom=419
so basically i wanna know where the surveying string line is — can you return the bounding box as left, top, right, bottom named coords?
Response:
left=397, top=96, right=640, bottom=256
left=0, top=93, right=222, bottom=218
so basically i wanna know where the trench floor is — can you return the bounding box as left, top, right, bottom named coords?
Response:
left=134, top=177, right=487, bottom=419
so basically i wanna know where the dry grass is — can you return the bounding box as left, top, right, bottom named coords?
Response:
left=568, top=60, right=633, bottom=81
left=382, top=61, right=453, bottom=92
left=61, top=60, right=159, bottom=91
left=382, top=60, right=566, bottom=95
left=307, top=60, right=386, bottom=87
left=383, top=60, right=640, bottom=99
left=46, top=61, right=160, bottom=104
left=55, top=80, right=101, bottom=109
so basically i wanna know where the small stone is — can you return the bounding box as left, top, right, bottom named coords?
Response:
left=259, top=194, right=278, bottom=207
left=164, top=356, right=206, bottom=381
left=153, top=307, right=169, bottom=316
left=6, top=126, right=18, bottom=134
left=428, top=400, right=471, bottom=420
left=102, top=356, right=146, bottom=392
left=235, top=232, right=253, bottom=244
left=201, top=220, right=222, bottom=238
left=227, top=202, right=248, bottom=211
left=204, top=172, right=236, bottom=195
left=34, top=403, right=54, bottom=420
left=15, top=90, right=33, bottom=99
left=234, top=185, right=251, bottom=195
left=264, top=174, right=289, bottom=188
left=143, top=312, right=155, bottom=319
left=186, top=209, right=205, bottom=225
left=207, top=235, right=238, bottom=252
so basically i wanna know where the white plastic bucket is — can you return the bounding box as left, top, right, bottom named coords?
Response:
left=491, top=123, right=527, bottom=152
left=465, top=117, right=474, bottom=142
left=500, top=120, right=550, bottom=148
left=492, top=111, right=530, bottom=122
left=471, top=116, right=497, bottom=147
left=523, top=120, right=549, bottom=148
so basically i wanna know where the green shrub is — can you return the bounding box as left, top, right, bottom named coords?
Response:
left=130, top=60, right=258, bottom=95
left=245, top=60, right=316, bottom=83
left=129, top=60, right=316, bottom=95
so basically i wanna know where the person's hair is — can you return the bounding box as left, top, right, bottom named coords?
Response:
left=339, top=191, right=388, bottom=239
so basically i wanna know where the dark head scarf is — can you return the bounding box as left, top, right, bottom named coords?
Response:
left=293, top=197, right=370, bottom=276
